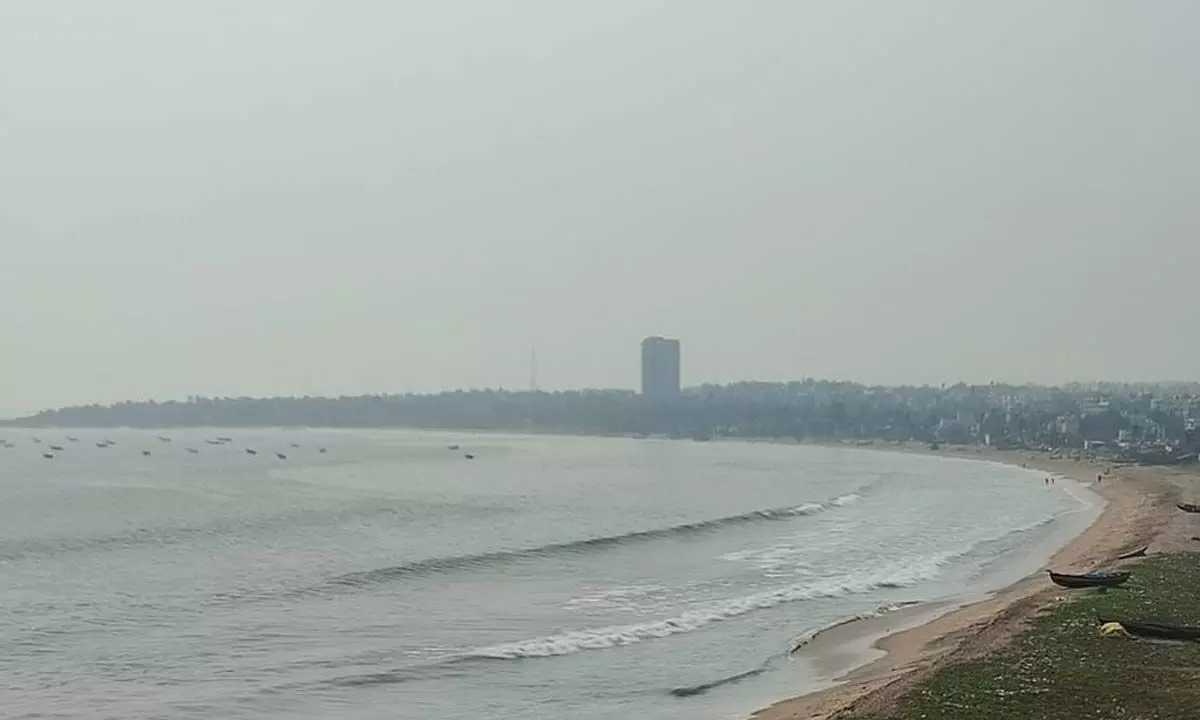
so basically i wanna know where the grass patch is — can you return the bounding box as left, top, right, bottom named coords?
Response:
left=849, top=553, right=1200, bottom=719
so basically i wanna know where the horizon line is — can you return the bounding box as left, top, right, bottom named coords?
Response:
left=10, top=377, right=1200, bottom=421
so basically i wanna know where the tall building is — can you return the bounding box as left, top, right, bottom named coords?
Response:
left=641, top=336, right=681, bottom=400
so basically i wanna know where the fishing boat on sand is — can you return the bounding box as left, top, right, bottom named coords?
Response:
left=1048, top=570, right=1131, bottom=589
left=1099, top=618, right=1200, bottom=642
left=1117, top=546, right=1149, bottom=560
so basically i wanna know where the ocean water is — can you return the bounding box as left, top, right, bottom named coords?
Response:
left=0, top=429, right=1098, bottom=720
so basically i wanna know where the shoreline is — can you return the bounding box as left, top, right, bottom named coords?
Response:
left=780, top=468, right=1101, bottom=683
left=750, top=446, right=1177, bottom=720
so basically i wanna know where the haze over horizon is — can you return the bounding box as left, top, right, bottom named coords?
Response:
left=4, top=2, right=1199, bottom=417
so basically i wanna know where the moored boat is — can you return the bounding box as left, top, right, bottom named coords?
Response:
left=1117, top=546, right=1149, bottom=560
left=1099, top=618, right=1200, bottom=642
left=1048, top=570, right=1131, bottom=589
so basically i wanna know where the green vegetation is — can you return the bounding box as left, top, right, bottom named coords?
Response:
left=850, top=553, right=1200, bottom=720
left=8, top=382, right=1200, bottom=461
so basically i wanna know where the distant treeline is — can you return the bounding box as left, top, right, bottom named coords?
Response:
left=8, top=380, right=1200, bottom=451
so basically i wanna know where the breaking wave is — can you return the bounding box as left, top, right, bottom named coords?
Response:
left=788, top=600, right=923, bottom=654
left=830, top=492, right=863, bottom=507
left=467, top=559, right=939, bottom=660
left=670, top=663, right=773, bottom=697
left=470, top=510, right=1072, bottom=662
left=310, top=484, right=881, bottom=593
left=668, top=599, right=921, bottom=699
left=318, top=509, right=1074, bottom=691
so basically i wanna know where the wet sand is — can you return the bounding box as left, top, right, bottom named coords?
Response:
left=751, top=448, right=1183, bottom=720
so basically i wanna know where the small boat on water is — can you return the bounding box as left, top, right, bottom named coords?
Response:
left=42, top=453, right=54, bottom=459
left=1177, top=503, right=1200, bottom=514
left=1048, top=570, right=1131, bottom=589
left=1099, top=618, right=1200, bottom=642
left=48, top=445, right=64, bottom=451
left=1117, top=546, right=1149, bottom=560
left=142, top=450, right=152, bottom=456
left=186, top=448, right=199, bottom=454
left=245, top=448, right=258, bottom=455
left=276, top=452, right=287, bottom=459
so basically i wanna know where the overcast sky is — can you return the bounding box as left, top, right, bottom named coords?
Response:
left=2, top=2, right=1197, bottom=414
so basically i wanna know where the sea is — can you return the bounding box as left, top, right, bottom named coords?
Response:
left=0, top=429, right=1101, bottom=720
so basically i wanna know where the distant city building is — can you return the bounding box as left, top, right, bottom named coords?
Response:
left=641, top=336, right=681, bottom=400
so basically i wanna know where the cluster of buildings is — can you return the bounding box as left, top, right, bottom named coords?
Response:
left=924, top=385, right=1200, bottom=461
left=636, top=337, right=1200, bottom=461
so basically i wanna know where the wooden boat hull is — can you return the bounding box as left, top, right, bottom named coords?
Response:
left=1117, top=546, right=1148, bottom=560
left=1100, top=618, right=1200, bottom=642
left=1048, top=570, right=1131, bottom=589
left=1178, top=503, right=1200, bottom=514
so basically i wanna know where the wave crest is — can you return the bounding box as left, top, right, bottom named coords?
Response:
left=789, top=600, right=922, bottom=653
left=469, top=559, right=939, bottom=660
left=311, top=484, right=881, bottom=593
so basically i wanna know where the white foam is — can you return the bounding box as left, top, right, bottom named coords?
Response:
left=830, top=493, right=862, bottom=507
left=719, top=543, right=800, bottom=564
left=563, top=584, right=669, bottom=611
left=470, top=559, right=945, bottom=660
left=788, top=601, right=918, bottom=653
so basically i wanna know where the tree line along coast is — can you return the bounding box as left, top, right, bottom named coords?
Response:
left=8, top=380, right=1200, bottom=467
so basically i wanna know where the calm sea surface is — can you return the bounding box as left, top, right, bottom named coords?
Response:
left=0, top=429, right=1098, bottom=720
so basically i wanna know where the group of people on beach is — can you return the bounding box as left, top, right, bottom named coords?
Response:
left=1043, top=467, right=1113, bottom=487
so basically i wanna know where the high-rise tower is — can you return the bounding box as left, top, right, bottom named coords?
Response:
left=640, top=337, right=681, bottom=400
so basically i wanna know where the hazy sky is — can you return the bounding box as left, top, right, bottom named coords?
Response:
left=3, top=2, right=1198, bottom=414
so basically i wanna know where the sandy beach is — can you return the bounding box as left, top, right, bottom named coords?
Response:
left=752, top=447, right=1190, bottom=720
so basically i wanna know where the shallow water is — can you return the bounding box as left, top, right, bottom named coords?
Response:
left=0, top=430, right=1095, bottom=719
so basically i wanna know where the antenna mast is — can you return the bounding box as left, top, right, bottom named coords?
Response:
left=530, top=348, right=539, bottom=392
